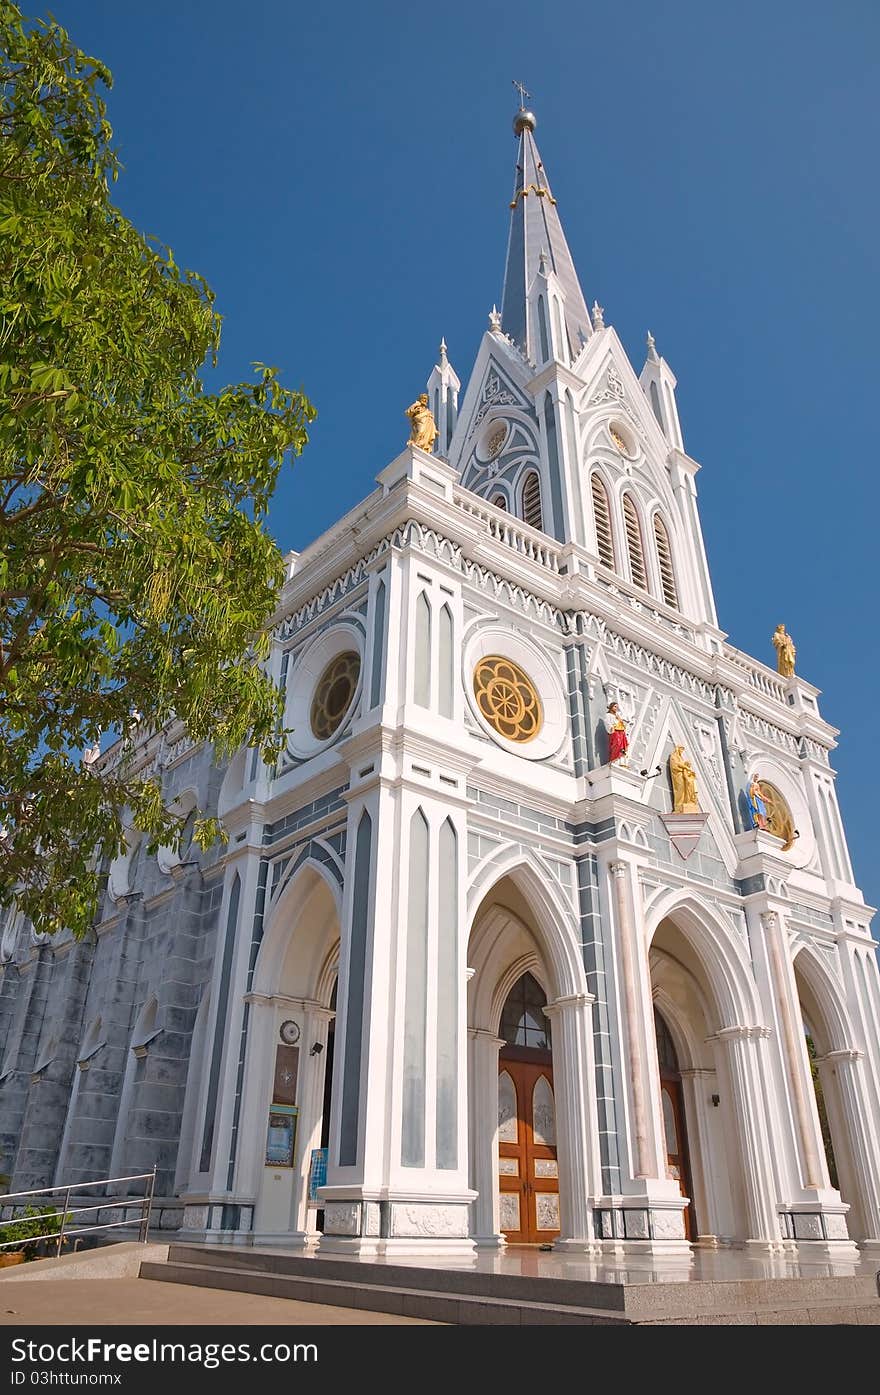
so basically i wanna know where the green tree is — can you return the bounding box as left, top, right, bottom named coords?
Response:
left=0, top=4, right=314, bottom=937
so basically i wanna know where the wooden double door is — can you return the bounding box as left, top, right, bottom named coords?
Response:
left=498, top=1056, right=560, bottom=1243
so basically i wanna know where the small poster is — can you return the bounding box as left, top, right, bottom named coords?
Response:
left=307, top=1146, right=328, bottom=1203
left=265, top=1105, right=297, bottom=1167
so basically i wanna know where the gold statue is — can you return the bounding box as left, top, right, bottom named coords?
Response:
left=405, top=393, right=438, bottom=453
left=772, top=623, right=796, bottom=678
left=669, top=744, right=700, bottom=814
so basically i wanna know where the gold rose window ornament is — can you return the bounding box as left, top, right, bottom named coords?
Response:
left=473, top=656, right=542, bottom=744
left=310, top=651, right=361, bottom=741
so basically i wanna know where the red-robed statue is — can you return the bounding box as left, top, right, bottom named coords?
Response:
left=604, top=702, right=629, bottom=765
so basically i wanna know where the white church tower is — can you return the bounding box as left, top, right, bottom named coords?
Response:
left=4, top=99, right=880, bottom=1265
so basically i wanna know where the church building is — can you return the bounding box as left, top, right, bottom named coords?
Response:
left=2, top=103, right=880, bottom=1260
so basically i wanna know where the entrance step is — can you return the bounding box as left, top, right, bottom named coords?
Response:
left=138, top=1244, right=880, bottom=1326
left=138, top=1258, right=628, bottom=1325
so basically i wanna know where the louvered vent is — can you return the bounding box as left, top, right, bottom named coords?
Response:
left=491, top=493, right=507, bottom=511
left=622, top=494, right=648, bottom=590
left=521, top=472, right=543, bottom=531
left=653, top=514, right=678, bottom=609
left=590, top=473, right=614, bottom=569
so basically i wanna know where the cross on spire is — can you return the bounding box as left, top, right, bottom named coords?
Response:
left=512, top=79, right=530, bottom=109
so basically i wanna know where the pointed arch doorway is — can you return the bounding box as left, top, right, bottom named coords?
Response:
left=497, top=972, right=560, bottom=1244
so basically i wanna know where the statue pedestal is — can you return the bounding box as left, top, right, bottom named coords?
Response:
left=660, top=812, right=708, bottom=861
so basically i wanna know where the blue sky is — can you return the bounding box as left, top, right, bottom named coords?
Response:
left=53, top=2, right=878, bottom=916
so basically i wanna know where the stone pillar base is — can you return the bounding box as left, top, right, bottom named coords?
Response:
left=319, top=1195, right=475, bottom=1256
left=742, top=1237, right=798, bottom=1255
left=250, top=1229, right=316, bottom=1250
left=595, top=1197, right=688, bottom=1244
left=318, top=1234, right=476, bottom=1259
left=472, top=1233, right=507, bottom=1250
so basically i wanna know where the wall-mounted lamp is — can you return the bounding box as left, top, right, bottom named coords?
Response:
left=309, top=1041, right=324, bottom=1056
left=711, top=1093, right=720, bottom=1108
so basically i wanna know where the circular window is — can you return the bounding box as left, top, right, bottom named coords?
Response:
left=472, top=656, right=542, bottom=744
left=609, top=420, right=636, bottom=457
left=486, top=423, right=507, bottom=459
left=760, top=782, right=797, bottom=853
left=310, top=652, right=361, bottom=741
left=477, top=418, right=510, bottom=463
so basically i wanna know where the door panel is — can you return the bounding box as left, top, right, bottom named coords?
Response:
left=660, top=1076, right=694, bottom=1240
left=498, top=1059, right=560, bottom=1243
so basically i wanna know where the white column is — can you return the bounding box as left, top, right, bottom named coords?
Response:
left=712, top=1026, right=786, bottom=1249
left=610, top=861, right=652, bottom=1178
left=818, top=1049, right=880, bottom=1251
left=468, top=1028, right=505, bottom=1247
left=291, top=1003, right=335, bottom=1242
left=762, top=911, right=827, bottom=1190
left=544, top=993, right=601, bottom=1251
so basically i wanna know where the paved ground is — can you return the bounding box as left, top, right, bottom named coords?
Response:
left=0, top=1277, right=437, bottom=1326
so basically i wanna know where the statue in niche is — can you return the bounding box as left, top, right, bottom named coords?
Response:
left=772, top=623, right=796, bottom=678
left=747, top=774, right=769, bottom=831
left=604, top=702, right=630, bottom=766
left=405, top=393, right=438, bottom=453
left=669, top=745, right=700, bottom=814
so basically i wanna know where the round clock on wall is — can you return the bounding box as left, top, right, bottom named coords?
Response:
left=279, top=1019, right=300, bottom=1046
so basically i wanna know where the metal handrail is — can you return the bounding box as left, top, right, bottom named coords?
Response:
left=0, top=1166, right=156, bottom=1257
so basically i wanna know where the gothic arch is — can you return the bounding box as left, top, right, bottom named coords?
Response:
left=791, top=943, right=853, bottom=1056
left=643, top=887, right=762, bottom=1029
left=253, top=859, right=342, bottom=1004
left=466, top=848, right=585, bottom=1004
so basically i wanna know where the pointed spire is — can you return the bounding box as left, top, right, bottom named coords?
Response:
left=500, top=101, right=592, bottom=362
left=591, top=300, right=605, bottom=331
left=646, top=330, right=660, bottom=363
left=488, top=304, right=502, bottom=332
left=439, top=337, right=448, bottom=366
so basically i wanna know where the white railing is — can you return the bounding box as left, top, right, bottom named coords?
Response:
left=0, top=1167, right=157, bottom=1258
left=727, top=652, right=788, bottom=704
left=456, top=495, right=563, bottom=573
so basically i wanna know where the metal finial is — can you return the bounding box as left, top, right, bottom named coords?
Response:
left=512, top=80, right=536, bottom=135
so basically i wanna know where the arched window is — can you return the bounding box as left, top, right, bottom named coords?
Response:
left=537, top=295, right=549, bottom=363
left=622, top=493, right=648, bottom=590
left=521, top=471, right=543, bottom=531
left=491, top=493, right=507, bottom=511
left=652, top=513, right=679, bottom=609
left=590, top=472, right=615, bottom=569
left=500, top=972, right=551, bottom=1051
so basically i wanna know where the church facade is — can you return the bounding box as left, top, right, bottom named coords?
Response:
left=2, top=107, right=880, bottom=1259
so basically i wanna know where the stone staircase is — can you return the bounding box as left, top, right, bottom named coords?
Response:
left=140, top=1245, right=880, bottom=1325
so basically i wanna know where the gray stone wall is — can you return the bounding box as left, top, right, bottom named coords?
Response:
left=0, top=744, right=226, bottom=1199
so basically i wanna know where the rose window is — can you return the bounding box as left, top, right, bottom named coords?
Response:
left=473, top=656, right=542, bottom=744
left=310, top=651, right=361, bottom=740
